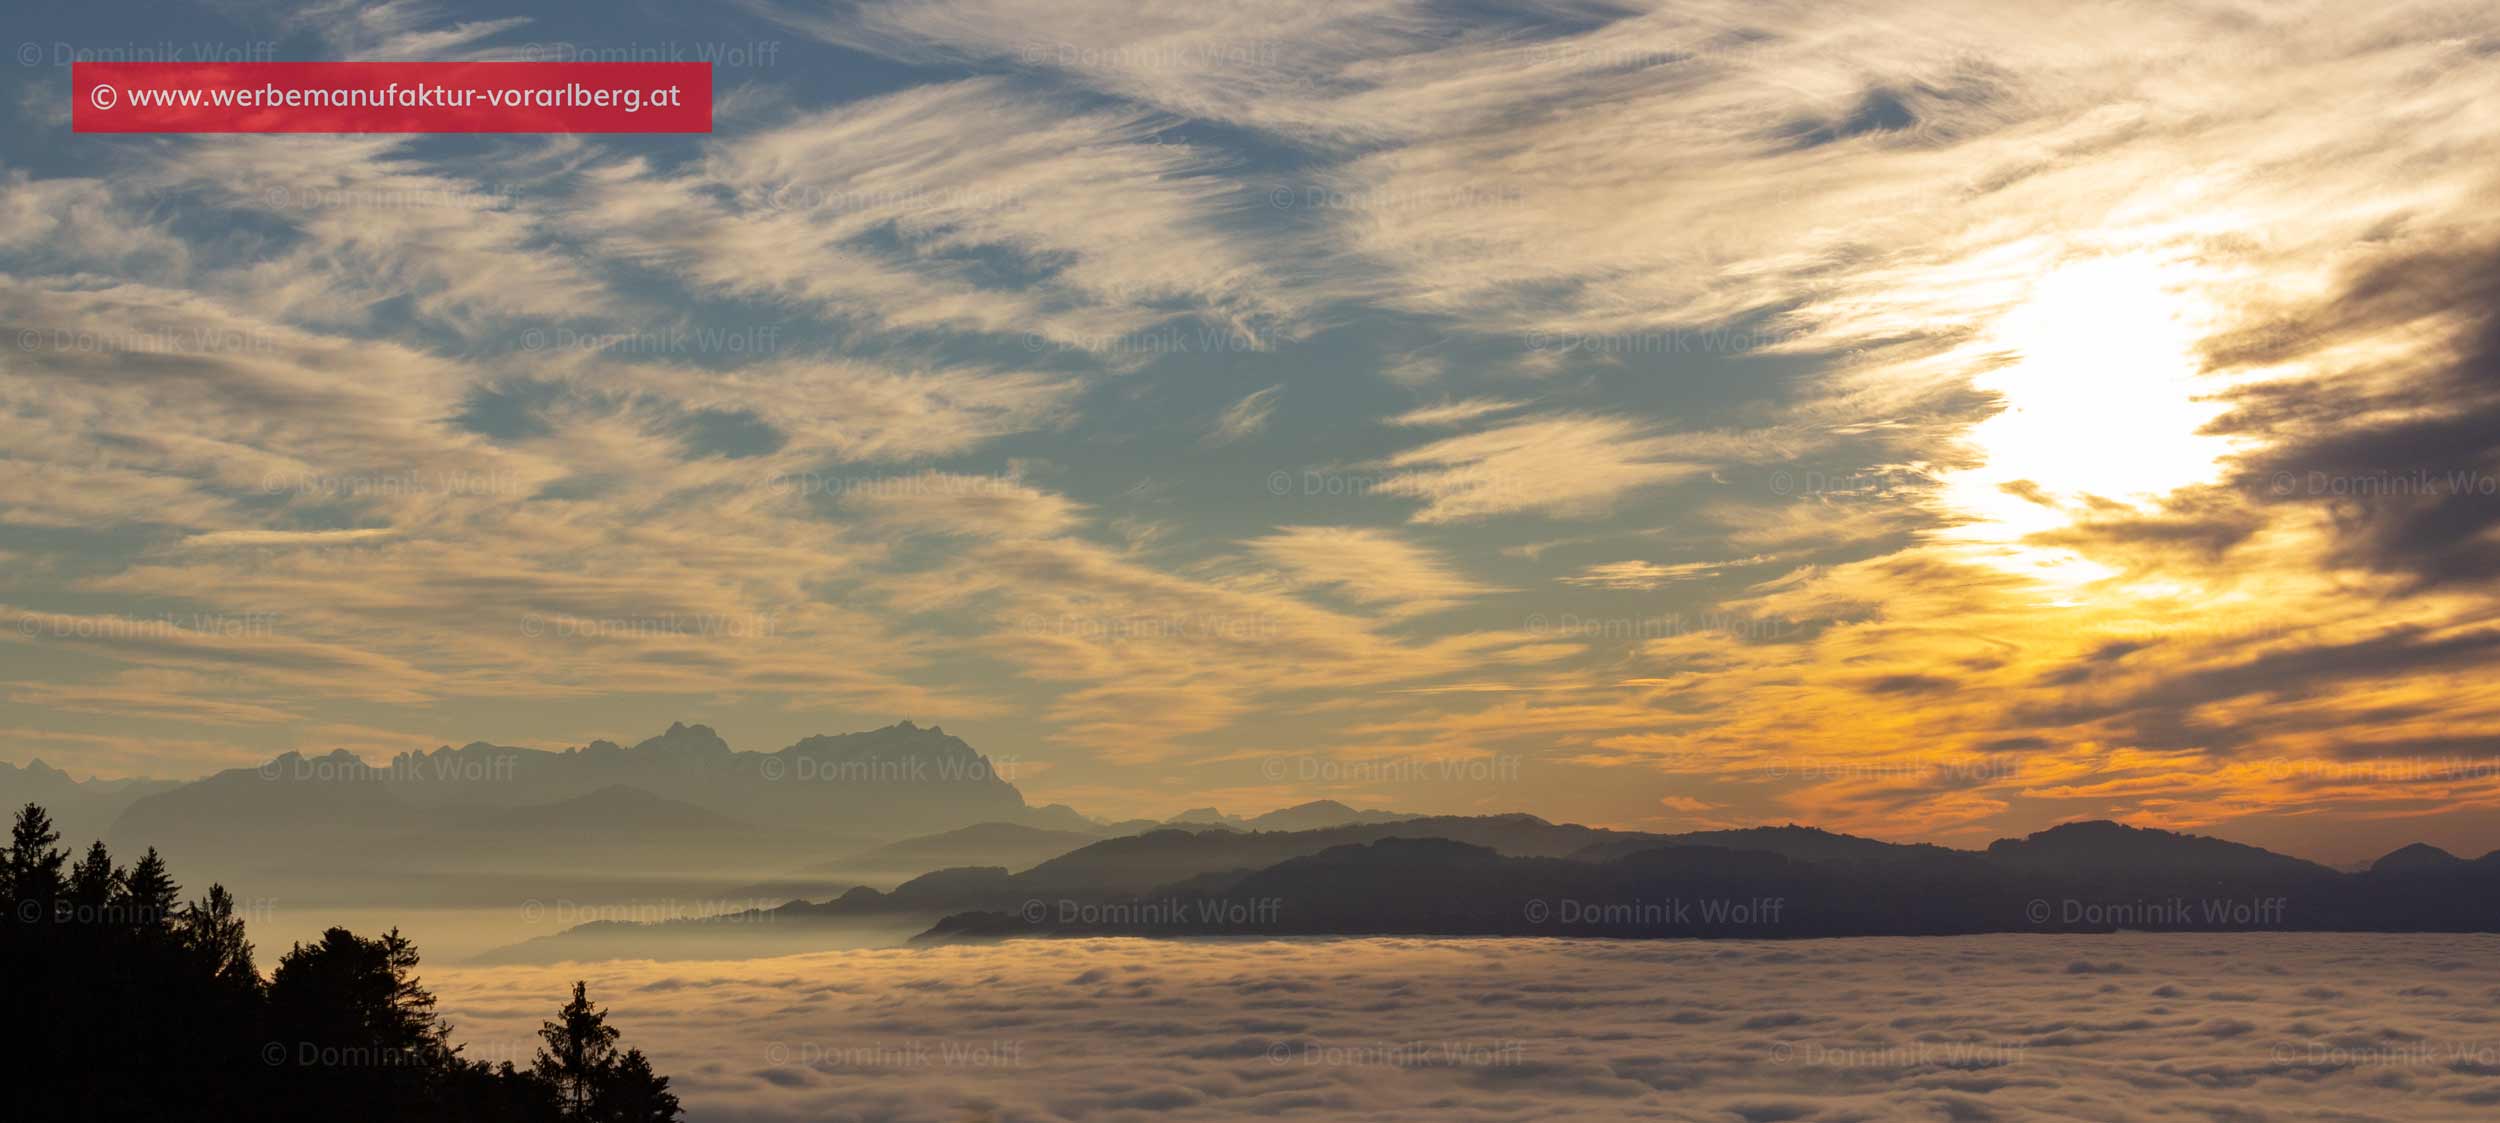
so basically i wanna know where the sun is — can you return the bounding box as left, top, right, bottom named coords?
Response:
left=1934, top=251, right=2239, bottom=581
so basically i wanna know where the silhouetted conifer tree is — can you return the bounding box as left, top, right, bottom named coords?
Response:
left=123, top=847, right=179, bottom=933
left=594, top=1047, right=684, bottom=1122
left=1, top=803, right=683, bottom=1121
left=3, top=801, right=65, bottom=915
left=67, top=840, right=121, bottom=920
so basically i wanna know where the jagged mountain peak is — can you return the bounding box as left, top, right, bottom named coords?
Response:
left=633, top=721, right=732, bottom=757
left=776, top=721, right=985, bottom=763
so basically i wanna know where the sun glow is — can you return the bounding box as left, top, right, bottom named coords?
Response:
left=1935, top=252, right=2239, bottom=581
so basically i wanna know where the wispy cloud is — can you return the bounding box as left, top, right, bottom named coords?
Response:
left=1247, top=526, right=1507, bottom=617
left=1378, top=413, right=1713, bottom=524
left=1387, top=398, right=1531, bottom=428
left=1206, top=384, right=1284, bottom=446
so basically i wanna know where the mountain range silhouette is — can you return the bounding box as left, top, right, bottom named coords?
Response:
left=28, top=721, right=2500, bottom=962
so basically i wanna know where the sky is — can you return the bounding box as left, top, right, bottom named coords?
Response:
left=4, top=0, right=2500, bottom=863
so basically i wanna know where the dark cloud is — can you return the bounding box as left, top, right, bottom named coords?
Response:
left=2029, top=490, right=2265, bottom=565
left=2021, top=627, right=2500, bottom=754
left=2214, top=238, right=2500, bottom=587
left=1770, top=68, right=2015, bottom=152
left=2034, top=640, right=2159, bottom=687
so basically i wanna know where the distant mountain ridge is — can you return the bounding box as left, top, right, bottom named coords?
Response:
left=96, top=721, right=1070, bottom=908
left=919, top=818, right=2500, bottom=943
left=1161, top=800, right=1417, bottom=833
left=476, top=812, right=2500, bottom=962
left=0, top=759, right=181, bottom=849
left=109, top=720, right=1035, bottom=856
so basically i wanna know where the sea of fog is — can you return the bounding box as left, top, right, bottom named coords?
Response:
left=425, top=934, right=2500, bottom=1121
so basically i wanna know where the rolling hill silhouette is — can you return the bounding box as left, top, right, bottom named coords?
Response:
left=922, top=820, right=2500, bottom=942
left=483, top=814, right=2500, bottom=962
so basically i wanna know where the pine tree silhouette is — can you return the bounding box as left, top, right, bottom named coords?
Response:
left=66, top=840, right=121, bottom=921
left=3, top=803, right=683, bottom=1121
left=596, top=1048, right=684, bottom=1123
left=123, top=847, right=179, bottom=933
left=535, top=980, right=621, bottom=1116
left=3, top=801, right=66, bottom=919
